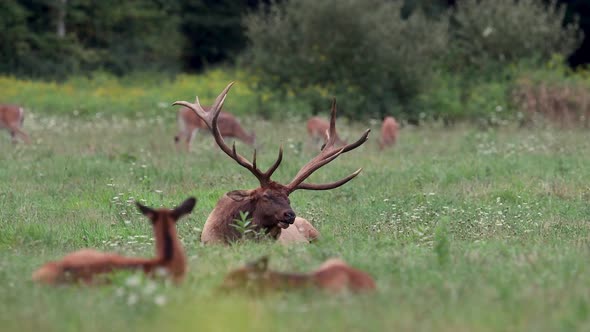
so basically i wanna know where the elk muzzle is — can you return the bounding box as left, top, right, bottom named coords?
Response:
left=277, top=210, right=296, bottom=229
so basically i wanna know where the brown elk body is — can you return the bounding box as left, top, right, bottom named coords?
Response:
left=174, top=106, right=255, bottom=151
left=32, top=198, right=196, bottom=285
left=0, top=104, right=30, bottom=144
left=173, top=83, right=369, bottom=245
left=307, top=116, right=347, bottom=148
left=379, top=116, right=399, bottom=150
left=221, top=256, right=376, bottom=294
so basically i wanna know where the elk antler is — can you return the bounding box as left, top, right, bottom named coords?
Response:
left=173, top=82, right=283, bottom=187
left=285, top=98, right=370, bottom=193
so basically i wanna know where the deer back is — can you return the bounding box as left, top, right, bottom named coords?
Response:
left=312, top=259, right=376, bottom=292
left=0, top=104, right=24, bottom=128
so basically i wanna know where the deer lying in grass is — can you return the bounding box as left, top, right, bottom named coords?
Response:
left=307, top=116, right=347, bottom=148
left=0, top=104, right=30, bottom=144
left=32, top=197, right=196, bottom=285
left=173, top=83, right=369, bottom=245
left=221, top=256, right=376, bottom=294
left=174, top=106, right=255, bottom=151
left=379, top=116, right=399, bottom=150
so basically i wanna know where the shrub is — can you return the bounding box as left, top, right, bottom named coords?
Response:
left=450, top=0, right=583, bottom=72
left=418, top=70, right=514, bottom=126
left=511, top=58, right=590, bottom=127
left=243, top=0, right=449, bottom=120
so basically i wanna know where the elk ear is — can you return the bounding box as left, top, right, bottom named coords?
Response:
left=227, top=190, right=250, bottom=202
left=248, top=256, right=269, bottom=272
left=136, top=202, right=155, bottom=219
left=172, top=197, right=197, bottom=220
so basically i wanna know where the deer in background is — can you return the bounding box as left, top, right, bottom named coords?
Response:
left=32, top=197, right=196, bottom=285
left=221, top=256, right=376, bottom=294
left=174, top=106, right=255, bottom=151
left=173, top=82, right=369, bottom=245
left=0, top=104, right=30, bottom=144
left=307, top=116, right=347, bottom=148
left=379, top=116, right=399, bottom=150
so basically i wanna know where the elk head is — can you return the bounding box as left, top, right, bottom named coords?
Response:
left=136, top=197, right=196, bottom=262
left=173, top=83, right=370, bottom=241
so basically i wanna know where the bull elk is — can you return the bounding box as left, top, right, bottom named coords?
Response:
left=0, top=104, right=30, bottom=144
left=173, top=82, right=369, bottom=245
left=32, top=197, right=196, bottom=285
left=307, top=116, right=347, bottom=148
left=379, top=116, right=399, bottom=150
left=174, top=106, right=255, bottom=151
left=221, top=256, right=376, bottom=294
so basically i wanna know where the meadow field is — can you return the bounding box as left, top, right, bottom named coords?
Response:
left=1, top=81, right=590, bottom=331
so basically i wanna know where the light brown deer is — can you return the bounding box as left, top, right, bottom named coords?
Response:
left=307, top=116, right=347, bottom=148
left=379, top=116, right=399, bottom=150
left=32, top=197, right=196, bottom=285
left=0, top=104, right=30, bottom=144
left=173, top=82, right=369, bottom=245
left=174, top=106, right=255, bottom=151
left=221, top=256, right=376, bottom=294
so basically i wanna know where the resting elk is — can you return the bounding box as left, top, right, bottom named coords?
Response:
left=173, top=82, right=369, bottom=245
left=379, top=116, right=399, bottom=150
left=221, top=256, right=376, bottom=294
left=174, top=106, right=255, bottom=151
left=32, top=197, right=196, bottom=285
left=307, top=116, right=347, bottom=148
left=0, top=104, right=30, bottom=144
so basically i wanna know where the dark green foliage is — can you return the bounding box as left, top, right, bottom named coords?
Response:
left=180, top=0, right=264, bottom=70
left=0, top=0, right=266, bottom=79
left=243, top=0, right=449, bottom=120
left=450, top=0, right=582, bottom=71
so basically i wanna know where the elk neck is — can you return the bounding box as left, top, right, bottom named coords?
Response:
left=152, top=215, right=183, bottom=264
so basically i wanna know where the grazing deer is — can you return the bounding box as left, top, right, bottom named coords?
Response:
left=307, top=116, right=347, bottom=148
left=173, top=83, right=369, bottom=245
left=32, top=197, right=196, bottom=285
left=0, top=104, right=30, bottom=144
left=221, top=256, right=376, bottom=294
left=174, top=106, right=255, bottom=151
left=379, top=116, right=399, bottom=150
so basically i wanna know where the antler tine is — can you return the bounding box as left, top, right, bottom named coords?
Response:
left=285, top=98, right=370, bottom=193
left=295, top=168, right=362, bottom=191
left=264, top=146, right=283, bottom=179
left=327, top=98, right=338, bottom=146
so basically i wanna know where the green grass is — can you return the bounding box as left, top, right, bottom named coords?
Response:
left=0, top=70, right=313, bottom=119
left=1, top=109, right=590, bottom=332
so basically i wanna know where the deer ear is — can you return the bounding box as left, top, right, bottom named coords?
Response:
left=136, top=202, right=155, bottom=219
left=227, top=190, right=249, bottom=202
left=172, top=197, right=197, bottom=220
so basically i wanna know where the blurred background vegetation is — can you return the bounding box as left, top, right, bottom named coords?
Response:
left=2, top=0, right=590, bottom=125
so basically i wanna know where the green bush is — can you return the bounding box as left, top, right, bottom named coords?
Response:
left=418, top=70, right=514, bottom=126
left=450, top=0, right=582, bottom=71
left=243, top=0, right=448, bottom=120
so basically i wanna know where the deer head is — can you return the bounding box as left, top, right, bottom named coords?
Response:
left=136, top=197, right=196, bottom=262
left=173, top=83, right=369, bottom=240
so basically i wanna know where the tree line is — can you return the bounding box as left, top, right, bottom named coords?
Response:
left=0, top=0, right=587, bottom=80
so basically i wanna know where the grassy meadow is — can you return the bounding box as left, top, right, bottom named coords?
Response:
left=1, top=76, right=590, bottom=332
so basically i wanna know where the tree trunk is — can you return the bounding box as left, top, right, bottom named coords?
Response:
left=56, top=0, right=67, bottom=38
